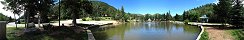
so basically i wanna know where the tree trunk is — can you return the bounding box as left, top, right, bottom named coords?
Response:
left=27, top=13, right=30, bottom=28
left=40, top=12, right=49, bottom=23
left=38, top=13, right=40, bottom=27
left=24, top=13, right=27, bottom=28
left=72, top=13, right=77, bottom=27
left=25, top=12, right=30, bottom=28
left=14, top=14, right=17, bottom=29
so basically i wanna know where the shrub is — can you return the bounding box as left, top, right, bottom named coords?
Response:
left=184, top=19, right=189, bottom=24
left=93, top=17, right=101, bottom=21
left=82, top=17, right=92, bottom=21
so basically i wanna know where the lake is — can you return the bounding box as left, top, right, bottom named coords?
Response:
left=92, top=22, right=200, bottom=40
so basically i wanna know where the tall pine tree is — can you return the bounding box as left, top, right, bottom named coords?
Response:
left=214, top=0, right=233, bottom=23
left=230, top=0, right=244, bottom=27
left=166, top=11, right=173, bottom=21
left=174, top=14, right=180, bottom=21
left=183, top=11, right=190, bottom=21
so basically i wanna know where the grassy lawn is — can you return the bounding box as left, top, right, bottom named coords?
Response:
left=6, top=27, right=88, bottom=40
left=227, top=29, right=244, bottom=40
left=200, top=30, right=209, bottom=40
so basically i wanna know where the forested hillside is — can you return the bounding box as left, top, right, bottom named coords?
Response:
left=49, top=1, right=126, bottom=20
left=0, top=13, right=9, bottom=21
left=183, top=3, right=215, bottom=22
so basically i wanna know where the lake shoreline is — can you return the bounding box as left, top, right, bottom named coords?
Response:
left=168, top=21, right=204, bottom=40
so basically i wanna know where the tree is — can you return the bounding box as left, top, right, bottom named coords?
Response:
left=2, top=0, right=55, bottom=28
left=123, top=13, right=130, bottom=22
left=121, top=6, right=125, bottom=14
left=144, top=14, right=151, bottom=21
left=161, top=14, right=166, bottom=21
left=154, top=13, right=161, bottom=21
left=61, top=0, right=93, bottom=26
left=113, top=9, right=121, bottom=20
left=120, top=6, right=128, bottom=21
left=230, top=0, right=244, bottom=27
left=166, top=11, right=173, bottom=21
left=188, top=12, right=200, bottom=22
left=214, top=0, right=233, bottom=23
left=183, top=11, right=189, bottom=20
left=174, top=14, right=181, bottom=21
left=1, top=0, right=22, bottom=28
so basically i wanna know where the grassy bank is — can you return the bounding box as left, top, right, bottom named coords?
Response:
left=200, top=30, right=209, bottom=40
left=228, top=29, right=244, bottom=40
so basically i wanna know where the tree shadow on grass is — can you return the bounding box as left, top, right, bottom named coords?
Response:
left=7, top=27, right=88, bottom=40
left=47, top=27, right=87, bottom=40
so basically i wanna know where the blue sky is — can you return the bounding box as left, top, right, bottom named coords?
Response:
left=100, top=0, right=217, bottom=16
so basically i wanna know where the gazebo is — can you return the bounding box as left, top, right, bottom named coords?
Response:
left=199, top=15, right=208, bottom=23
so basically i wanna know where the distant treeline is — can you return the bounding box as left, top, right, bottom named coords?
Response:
left=0, top=13, right=10, bottom=21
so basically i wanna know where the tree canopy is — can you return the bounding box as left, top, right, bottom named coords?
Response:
left=229, top=0, right=244, bottom=27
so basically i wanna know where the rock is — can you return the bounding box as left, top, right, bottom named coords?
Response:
left=24, top=28, right=41, bottom=35
left=27, top=22, right=36, bottom=28
left=43, top=24, right=53, bottom=30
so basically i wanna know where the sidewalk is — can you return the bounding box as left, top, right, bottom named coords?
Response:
left=7, top=19, right=119, bottom=27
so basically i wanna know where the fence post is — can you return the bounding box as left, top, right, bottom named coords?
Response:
left=0, top=21, right=7, bottom=40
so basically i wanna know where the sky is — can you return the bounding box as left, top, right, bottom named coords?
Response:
left=100, top=0, right=218, bottom=16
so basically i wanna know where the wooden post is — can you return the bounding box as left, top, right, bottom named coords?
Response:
left=0, top=21, right=7, bottom=40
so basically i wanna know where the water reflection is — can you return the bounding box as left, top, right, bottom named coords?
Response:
left=92, top=22, right=200, bottom=40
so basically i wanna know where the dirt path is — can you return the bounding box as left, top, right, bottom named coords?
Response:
left=206, top=27, right=234, bottom=40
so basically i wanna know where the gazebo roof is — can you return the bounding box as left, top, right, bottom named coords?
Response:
left=200, top=15, right=208, bottom=19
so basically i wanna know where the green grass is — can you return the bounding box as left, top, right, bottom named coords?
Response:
left=228, top=29, right=244, bottom=40
left=200, top=30, right=209, bottom=40
left=6, top=27, right=88, bottom=40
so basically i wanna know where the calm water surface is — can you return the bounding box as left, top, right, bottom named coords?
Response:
left=92, top=22, right=200, bottom=40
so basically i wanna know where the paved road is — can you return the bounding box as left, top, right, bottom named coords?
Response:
left=7, top=22, right=25, bottom=27
left=7, top=22, right=42, bottom=27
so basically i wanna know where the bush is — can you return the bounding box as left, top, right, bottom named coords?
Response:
left=93, top=17, right=101, bottom=21
left=184, top=19, right=189, bottom=24
left=82, top=17, right=92, bottom=21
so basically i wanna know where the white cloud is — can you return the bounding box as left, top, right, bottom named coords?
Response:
left=213, top=0, right=219, bottom=4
